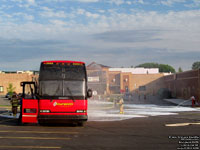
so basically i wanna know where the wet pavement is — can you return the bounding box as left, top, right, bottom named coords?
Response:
left=88, top=98, right=200, bottom=121
left=0, top=96, right=200, bottom=150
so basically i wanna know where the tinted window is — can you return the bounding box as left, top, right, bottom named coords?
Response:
left=40, top=80, right=85, bottom=97
left=39, top=63, right=86, bottom=81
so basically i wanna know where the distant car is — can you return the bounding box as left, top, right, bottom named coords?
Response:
left=5, top=93, right=10, bottom=98
left=5, top=92, right=12, bottom=100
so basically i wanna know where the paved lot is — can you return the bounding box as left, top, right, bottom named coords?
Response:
left=0, top=109, right=199, bottom=150
left=0, top=96, right=10, bottom=106
left=0, top=96, right=199, bottom=150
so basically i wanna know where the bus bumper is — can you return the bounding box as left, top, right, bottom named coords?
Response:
left=38, top=115, right=88, bottom=124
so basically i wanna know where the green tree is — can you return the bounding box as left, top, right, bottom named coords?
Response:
left=178, top=67, right=183, bottom=73
left=135, top=62, right=176, bottom=73
left=192, top=61, right=200, bottom=70
left=7, top=83, right=16, bottom=97
left=135, top=62, right=159, bottom=68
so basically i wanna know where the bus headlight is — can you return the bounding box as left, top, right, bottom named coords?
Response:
left=40, top=110, right=50, bottom=113
left=76, top=110, right=86, bottom=113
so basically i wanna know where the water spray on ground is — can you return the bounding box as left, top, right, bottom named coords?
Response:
left=88, top=95, right=200, bottom=122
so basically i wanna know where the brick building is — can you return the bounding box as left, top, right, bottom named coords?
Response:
left=163, top=69, right=200, bottom=100
left=4, top=62, right=196, bottom=102
left=108, top=68, right=165, bottom=95
left=86, top=62, right=110, bottom=96
left=87, top=62, right=165, bottom=96
left=144, top=69, right=200, bottom=101
left=0, top=72, right=37, bottom=95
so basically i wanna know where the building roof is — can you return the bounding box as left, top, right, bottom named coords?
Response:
left=87, top=62, right=110, bottom=70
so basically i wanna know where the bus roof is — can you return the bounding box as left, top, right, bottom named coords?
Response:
left=42, top=60, right=85, bottom=64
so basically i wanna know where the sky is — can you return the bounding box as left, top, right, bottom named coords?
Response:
left=0, top=0, right=200, bottom=71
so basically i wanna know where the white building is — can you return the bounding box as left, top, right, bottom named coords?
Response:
left=109, top=67, right=159, bottom=74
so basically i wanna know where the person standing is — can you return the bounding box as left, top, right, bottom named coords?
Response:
left=119, top=98, right=124, bottom=114
left=191, top=96, right=196, bottom=107
left=10, top=93, right=19, bottom=116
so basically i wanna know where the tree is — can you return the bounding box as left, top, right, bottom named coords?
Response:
left=192, top=61, right=200, bottom=70
left=135, top=62, right=159, bottom=68
left=178, top=67, right=183, bottom=73
left=7, top=83, right=16, bottom=97
left=135, top=62, right=176, bottom=73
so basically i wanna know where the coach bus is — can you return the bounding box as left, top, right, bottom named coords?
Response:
left=20, top=60, right=92, bottom=125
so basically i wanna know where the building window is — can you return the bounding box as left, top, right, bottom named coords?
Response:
left=139, top=86, right=146, bottom=91
left=0, top=86, right=4, bottom=93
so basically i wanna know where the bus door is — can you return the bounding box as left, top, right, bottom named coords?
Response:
left=21, top=82, right=38, bottom=123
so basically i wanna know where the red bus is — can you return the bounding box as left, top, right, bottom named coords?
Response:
left=20, top=60, right=92, bottom=125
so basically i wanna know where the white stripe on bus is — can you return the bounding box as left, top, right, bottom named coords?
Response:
left=22, top=115, right=37, bottom=117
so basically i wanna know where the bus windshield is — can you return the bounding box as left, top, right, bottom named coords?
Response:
left=39, top=80, right=86, bottom=97
left=39, top=62, right=87, bottom=99
left=39, top=62, right=86, bottom=80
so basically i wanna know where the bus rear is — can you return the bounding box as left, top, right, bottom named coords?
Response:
left=38, top=60, right=92, bottom=124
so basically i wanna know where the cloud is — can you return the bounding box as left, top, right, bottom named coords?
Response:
left=126, top=1, right=132, bottom=5
left=24, top=14, right=34, bottom=21
left=41, top=0, right=99, bottom=3
left=85, top=12, right=100, bottom=18
left=40, top=7, right=67, bottom=18
left=77, top=9, right=86, bottom=15
left=138, top=0, right=144, bottom=4
left=93, top=30, right=161, bottom=43
left=108, top=0, right=125, bottom=5
left=49, top=20, right=67, bottom=26
left=0, top=1, right=200, bottom=71
left=75, top=9, right=101, bottom=18
left=75, top=0, right=99, bottom=2
left=27, top=0, right=36, bottom=5
left=12, top=12, right=34, bottom=21
left=160, top=0, right=187, bottom=6
left=185, top=0, right=200, bottom=8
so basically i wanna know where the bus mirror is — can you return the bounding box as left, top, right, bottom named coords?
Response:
left=87, top=89, right=92, bottom=98
left=20, top=82, right=23, bottom=86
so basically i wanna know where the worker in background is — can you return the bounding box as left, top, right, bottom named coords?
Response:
left=191, top=96, right=196, bottom=107
left=10, top=93, right=19, bottom=116
left=118, top=97, right=124, bottom=114
left=18, top=93, right=23, bottom=123
left=144, top=94, right=146, bottom=100
left=114, top=98, right=117, bottom=108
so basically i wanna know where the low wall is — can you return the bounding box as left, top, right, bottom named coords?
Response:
left=144, top=69, right=200, bottom=101
left=163, top=69, right=200, bottom=100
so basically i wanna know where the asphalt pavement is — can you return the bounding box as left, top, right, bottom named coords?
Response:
left=0, top=96, right=199, bottom=150
left=0, top=111, right=200, bottom=150
left=0, top=96, right=10, bottom=106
